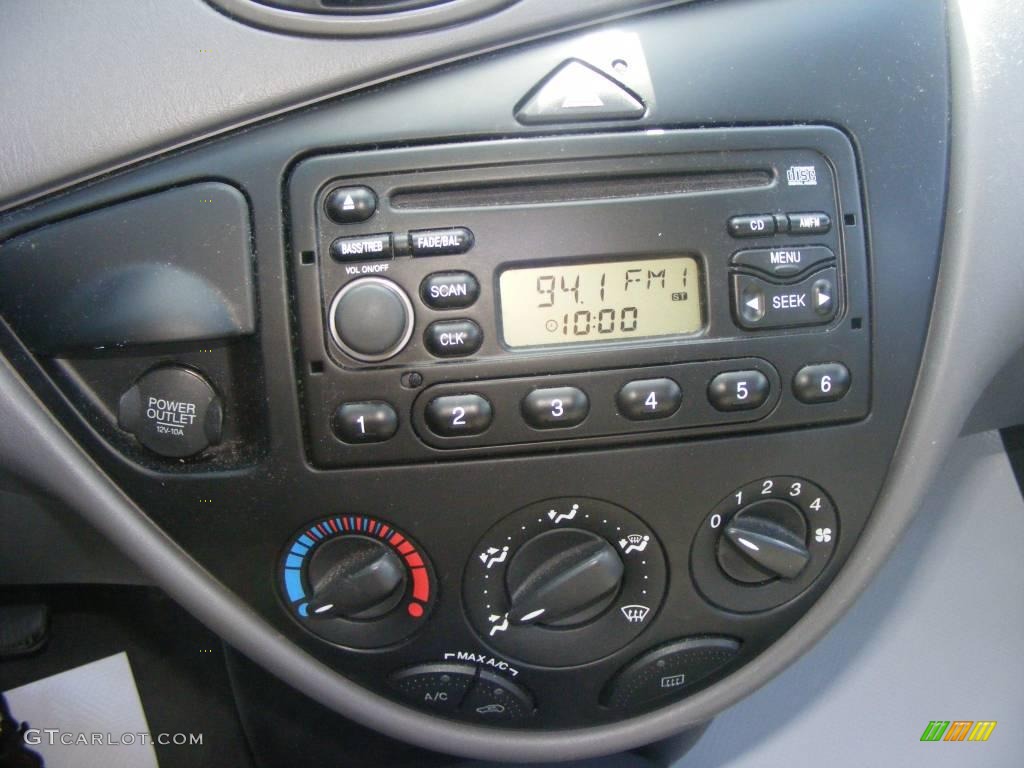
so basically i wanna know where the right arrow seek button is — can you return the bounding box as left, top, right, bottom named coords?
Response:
left=732, top=267, right=838, bottom=330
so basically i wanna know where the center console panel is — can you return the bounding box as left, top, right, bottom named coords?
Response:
left=290, top=128, right=869, bottom=467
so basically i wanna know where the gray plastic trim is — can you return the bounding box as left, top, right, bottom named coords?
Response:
left=0, top=0, right=1020, bottom=762
left=0, top=0, right=688, bottom=211
left=207, top=0, right=518, bottom=37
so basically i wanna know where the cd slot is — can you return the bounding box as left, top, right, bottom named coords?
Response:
left=389, top=170, right=772, bottom=210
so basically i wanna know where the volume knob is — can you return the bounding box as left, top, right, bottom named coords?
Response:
left=329, top=277, right=414, bottom=362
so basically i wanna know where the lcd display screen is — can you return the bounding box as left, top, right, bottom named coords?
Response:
left=498, top=256, right=703, bottom=348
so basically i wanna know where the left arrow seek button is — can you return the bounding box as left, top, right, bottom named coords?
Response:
left=118, top=366, right=222, bottom=458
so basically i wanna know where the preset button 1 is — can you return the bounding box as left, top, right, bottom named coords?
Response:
left=332, top=401, right=399, bottom=444
left=617, top=378, right=683, bottom=420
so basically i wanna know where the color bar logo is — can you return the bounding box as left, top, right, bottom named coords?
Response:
left=920, top=721, right=997, bottom=742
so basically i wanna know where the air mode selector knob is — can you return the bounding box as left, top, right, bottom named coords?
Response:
left=506, top=528, right=624, bottom=627
left=307, top=535, right=407, bottom=619
left=329, top=277, right=414, bottom=362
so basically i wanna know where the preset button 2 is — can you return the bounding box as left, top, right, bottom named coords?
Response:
left=425, top=394, right=493, bottom=437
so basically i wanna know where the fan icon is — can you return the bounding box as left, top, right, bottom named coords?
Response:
left=814, top=527, right=832, bottom=543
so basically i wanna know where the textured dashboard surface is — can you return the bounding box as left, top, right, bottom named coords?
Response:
left=0, top=0, right=683, bottom=210
left=680, top=432, right=1024, bottom=767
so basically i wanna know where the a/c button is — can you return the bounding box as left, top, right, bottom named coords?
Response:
left=425, top=319, right=483, bottom=357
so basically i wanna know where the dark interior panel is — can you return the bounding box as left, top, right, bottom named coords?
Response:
left=0, top=0, right=959, bottom=762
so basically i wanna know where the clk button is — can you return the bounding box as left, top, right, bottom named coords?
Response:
left=424, top=319, right=483, bottom=357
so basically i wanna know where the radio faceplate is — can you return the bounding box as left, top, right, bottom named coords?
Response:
left=288, top=127, right=870, bottom=467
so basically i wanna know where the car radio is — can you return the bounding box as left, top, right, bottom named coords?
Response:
left=288, top=127, right=869, bottom=467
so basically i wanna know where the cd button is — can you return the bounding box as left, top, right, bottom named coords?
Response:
left=522, top=386, right=589, bottom=429
left=727, top=214, right=776, bottom=238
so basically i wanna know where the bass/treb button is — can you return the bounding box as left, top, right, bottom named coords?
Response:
left=425, top=394, right=493, bottom=437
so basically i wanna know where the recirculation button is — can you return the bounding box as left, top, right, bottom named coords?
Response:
left=602, top=636, right=740, bottom=711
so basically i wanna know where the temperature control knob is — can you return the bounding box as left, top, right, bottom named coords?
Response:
left=506, top=529, right=624, bottom=627
left=278, top=515, right=435, bottom=648
left=307, top=536, right=407, bottom=619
